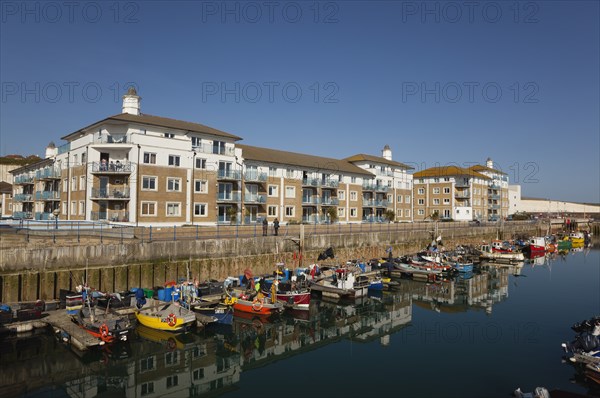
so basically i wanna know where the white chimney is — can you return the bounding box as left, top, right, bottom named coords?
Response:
left=122, top=87, right=141, bottom=115
left=45, top=141, right=57, bottom=159
left=486, top=157, right=493, bottom=169
left=382, top=144, right=392, bottom=161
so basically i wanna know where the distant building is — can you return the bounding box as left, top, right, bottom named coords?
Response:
left=509, top=186, right=600, bottom=218
left=0, top=181, right=13, bottom=218
left=469, top=158, right=510, bottom=220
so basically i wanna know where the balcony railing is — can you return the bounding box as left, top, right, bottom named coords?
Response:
left=455, top=181, right=471, bottom=188
left=244, top=171, right=267, bottom=182
left=35, top=191, right=60, bottom=200
left=13, top=211, right=33, bottom=219
left=321, top=197, right=339, bottom=206
left=57, top=143, right=70, bottom=155
left=217, top=192, right=241, bottom=202
left=488, top=194, right=500, bottom=200
left=14, top=175, right=34, bottom=184
left=455, top=192, right=471, bottom=198
left=217, top=170, right=242, bottom=180
left=302, top=214, right=326, bottom=223
left=91, top=188, right=131, bottom=199
left=363, top=215, right=385, bottom=223
left=95, top=135, right=128, bottom=144
left=36, top=168, right=61, bottom=179
left=363, top=183, right=389, bottom=192
left=244, top=194, right=266, bottom=204
left=488, top=204, right=500, bottom=209
left=193, top=143, right=235, bottom=157
left=34, top=212, right=55, bottom=221
left=302, top=196, right=320, bottom=205
left=374, top=200, right=389, bottom=207
left=302, top=178, right=321, bottom=187
left=91, top=211, right=130, bottom=222
left=14, top=194, right=33, bottom=202
left=322, top=179, right=339, bottom=188
left=489, top=183, right=501, bottom=189
left=375, top=170, right=394, bottom=177
left=90, top=161, right=133, bottom=173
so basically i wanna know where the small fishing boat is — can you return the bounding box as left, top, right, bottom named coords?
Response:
left=309, top=267, right=373, bottom=299
left=521, top=237, right=546, bottom=256
left=71, top=287, right=133, bottom=343
left=479, top=244, right=524, bottom=263
left=135, top=300, right=197, bottom=332
left=570, top=232, right=585, bottom=246
left=557, top=237, right=572, bottom=251
left=451, top=262, right=474, bottom=273
left=232, top=296, right=284, bottom=315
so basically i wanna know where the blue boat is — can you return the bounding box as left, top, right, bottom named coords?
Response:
left=452, top=262, right=474, bottom=273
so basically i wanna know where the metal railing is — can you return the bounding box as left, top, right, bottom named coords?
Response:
left=217, top=170, right=242, bottom=180
left=455, top=181, right=471, bottom=188
left=244, top=194, right=266, bottom=203
left=14, top=175, right=34, bottom=184
left=95, top=135, right=128, bottom=144
left=302, top=196, right=320, bottom=205
left=35, top=191, right=61, bottom=200
left=321, top=197, right=339, bottom=206
left=362, top=183, right=389, bottom=192
left=34, top=212, right=55, bottom=221
left=13, top=211, right=33, bottom=219
left=90, top=161, right=133, bottom=173
left=57, top=143, right=70, bottom=154
left=36, top=168, right=61, bottom=179
left=91, top=187, right=131, bottom=199
left=91, top=211, right=130, bottom=222
left=217, top=192, right=241, bottom=202
left=244, top=171, right=267, bottom=182
left=14, top=194, right=33, bottom=202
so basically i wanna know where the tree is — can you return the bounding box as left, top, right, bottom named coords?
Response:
left=384, top=209, right=395, bottom=223
left=430, top=211, right=440, bottom=221
left=226, top=206, right=237, bottom=225
left=324, top=206, right=338, bottom=223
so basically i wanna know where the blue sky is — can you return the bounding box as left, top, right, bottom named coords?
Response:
left=1, top=1, right=598, bottom=203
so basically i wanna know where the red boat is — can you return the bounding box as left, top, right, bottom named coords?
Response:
left=522, top=237, right=546, bottom=256
left=233, top=297, right=284, bottom=316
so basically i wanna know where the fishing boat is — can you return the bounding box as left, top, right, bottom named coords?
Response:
left=491, top=240, right=518, bottom=253
left=570, top=232, right=585, bottom=246
left=232, top=296, right=284, bottom=315
left=521, top=237, right=546, bottom=256
left=557, top=237, right=573, bottom=251
left=451, top=262, right=474, bottom=273
left=135, top=300, right=197, bottom=332
left=309, top=267, right=373, bottom=299
left=479, top=244, right=524, bottom=263
left=71, top=287, right=133, bottom=343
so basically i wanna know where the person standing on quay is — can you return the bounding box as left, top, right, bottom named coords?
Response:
left=262, top=217, right=268, bottom=236
left=273, top=218, right=280, bottom=236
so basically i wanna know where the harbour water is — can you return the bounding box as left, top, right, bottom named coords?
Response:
left=1, top=248, right=599, bottom=398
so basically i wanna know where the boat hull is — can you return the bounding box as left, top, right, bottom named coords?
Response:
left=135, top=303, right=197, bottom=332
left=233, top=298, right=284, bottom=315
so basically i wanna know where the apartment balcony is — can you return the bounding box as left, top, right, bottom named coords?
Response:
left=13, top=211, right=33, bottom=219
left=363, top=199, right=375, bottom=207
left=488, top=194, right=500, bottom=200
left=363, top=215, right=385, bottom=223
left=302, top=196, right=321, bottom=205
left=456, top=200, right=471, bottom=207
left=14, top=175, right=34, bottom=184
left=374, top=200, right=389, bottom=207
left=321, top=197, right=339, bottom=206
left=35, top=191, right=61, bottom=201
left=217, top=170, right=242, bottom=180
left=34, top=212, right=56, bottom=221
left=244, top=194, right=266, bottom=204
left=193, top=143, right=235, bottom=157
left=90, top=161, right=133, bottom=174
left=94, top=135, right=129, bottom=144
left=489, top=183, right=501, bottom=189
left=302, top=178, right=321, bottom=187
left=488, top=204, right=501, bottom=209
left=36, top=168, right=61, bottom=180
left=57, top=143, right=70, bottom=155
left=14, top=194, right=33, bottom=202
left=244, top=171, right=267, bottom=183
left=91, top=188, right=131, bottom=200
left=375, top=170, right=394, bottom=177
left=455, top=181, right=471, bottom=188
left=217, top=192, right=241, bottom=202
left=302, top=214, right=325, bottom=223
left=363, top=183, right=389, bottom=192
left=455, top=191, right=470, bottom=198
left=91, top=211, right=130, bottom=222
left=322, top=179, right=339, bottom=188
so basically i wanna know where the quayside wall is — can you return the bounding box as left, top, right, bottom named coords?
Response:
left=0, top=223, right=541, bottom=303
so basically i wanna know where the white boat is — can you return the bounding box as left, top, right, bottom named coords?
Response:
left=309, top=268, right=371, bottom=299
left=479, top=244, right=524, bottom=263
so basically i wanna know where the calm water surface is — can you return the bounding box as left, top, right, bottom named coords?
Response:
left=1, top=248, right=599, bottom=398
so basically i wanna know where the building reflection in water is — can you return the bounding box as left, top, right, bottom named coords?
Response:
left=1, top=265, right=516, bottom=398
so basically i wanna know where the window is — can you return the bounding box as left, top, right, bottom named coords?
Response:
left=63, top=178, right=68, bottom=192
left=80, top=176, right=85, bottom=190
left=387, top=194, right=393, bottom=203
left=418, top=178, right=424, bottom=183
left=418, top=209, right=425, bottom=215
left=387, top=180, right=392, bottom=187
left=350, top=208, right=357, bottom=217
left=140, top=357, right=155, bottom=372
left=338, top=190, right=345, bottom=200
left=418, top=199, right=425, bottom=205
left=268, top=205, right=277, bottom=216
left=71, top=201, right=76, bottom=215
left=269, top=167, right=277, bottom=177
left=397, top=209, right=403, bottom=217
left=433, top=199, right=440, bottom=205
left=71, top=176, right=77, bottom=191
left=433, top=188, right=440, bottom=194
left=191, top=136, right=202, bottom=148
left=268, top=185, right=278, bottom=197
left=338, top=208, right=345, bottom=217
left=285, top=206, right=294, bottom=217
left=213, top=140, right=225, bottom=154
left=405, top=209, right=411, bottom=217
left=194, top=203, right=207, bottom=216
left=62, top=201, right=67, bottom=215
left=405, top=195, right=410, bottom=204
left=141, top=382, right=154, bottom=396
left=397, top=195, right=403, bottom=203
left=444, top=209, right=451, bottom=218
left=195, top=158, right=206, bottom=169
left=285, top=186, right=295, bottom=198
left=73, top=154, right=78, bottom=165
left=141, top=202, right=156, bottom=216
left=167, top=178, right=181, bottom=192
left=350, top=191, right=357, bottom=201
left=164, top=132, right=175, bottom=138
left=79, top=201, right=85, bottom=215
left=142, top=176, right=157, bottom=190
left=444, top=177, right=450, bottom=181
left=166, top=375, right=178, bottom=388
left=286, top=168, right=294, bottom=178
left=418, top=188, right=425, bottom=195
left=444, top=187, right=451, bottom=194
left=351, top=177, right=357, bottom=184
left=166, top=202, right=181, bottom=217
left=143, top=152, right=156, bottom=164
left=193, top=368, right=205, bottom=381
left=168, top=155, right=180, bottom=167
left=194, top=180, right=208, bottom=193
left=443, top=198, right=450, bottom=204
left=165, top=351, right=179, bottom=366
left=433, top=178, right=440, bottom=183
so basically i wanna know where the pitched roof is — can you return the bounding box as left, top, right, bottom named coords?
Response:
left=62, top=113, right=242, bottom=141
left=238, top=144, right=374, bottom=176
left=469, top=165, right=507, bottom=175
left=413, top=166, right=490, bottom=179
left=10, top=158, right=54, bottom=174
left=0, top=181, right=12, bottom=193
left=344, top=154, right=414, bottom=170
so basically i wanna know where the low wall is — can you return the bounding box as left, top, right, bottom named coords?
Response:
left=0, top=223, right=540, bottom=303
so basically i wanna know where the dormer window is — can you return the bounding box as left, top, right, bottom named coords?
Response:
left=164, top=133, right=175, bottom=138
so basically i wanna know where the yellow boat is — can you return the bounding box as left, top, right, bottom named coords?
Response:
left=135, top=301, right=197, bottom=332
left=569, top=232, right=585, bottom=246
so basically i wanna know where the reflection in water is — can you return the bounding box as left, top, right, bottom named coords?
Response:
left=1, top=250, right=598, bottom=397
